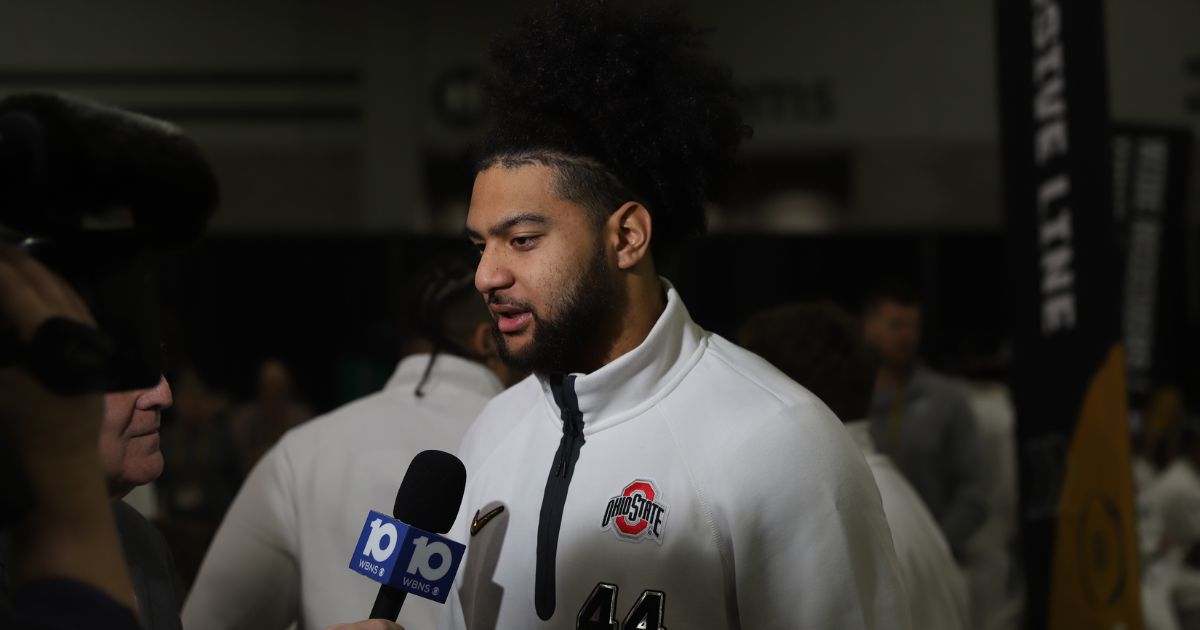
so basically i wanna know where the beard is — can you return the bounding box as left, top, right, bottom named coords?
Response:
left=491, top=242, right=621, bottom=374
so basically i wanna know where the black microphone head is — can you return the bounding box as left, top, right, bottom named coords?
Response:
left=0, top=92, right=218, bottom=246
left=393, top=450, right=466, bottom=534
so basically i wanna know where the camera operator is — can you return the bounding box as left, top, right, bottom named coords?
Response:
left=0, top=91, right=220, bottom=629
left=0, top=242, right=142, bottom=630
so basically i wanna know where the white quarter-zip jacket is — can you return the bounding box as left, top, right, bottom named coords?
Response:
left=444, top=284, right=910, bottom=630
left=183, top=354, right=503, bottom=630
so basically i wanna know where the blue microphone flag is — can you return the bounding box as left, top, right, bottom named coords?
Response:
left=348, top=510, right=465, bottom=604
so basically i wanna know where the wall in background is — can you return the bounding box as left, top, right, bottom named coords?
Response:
left=0, top=0, right=1194, bottom=232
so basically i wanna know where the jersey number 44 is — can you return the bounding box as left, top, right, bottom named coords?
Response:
left=577, top=583, right=666, bottom=630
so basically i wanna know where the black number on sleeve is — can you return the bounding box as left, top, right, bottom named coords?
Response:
left=577, top=582, right=619, bottom=630
left=622, top=590, right=666, bottom=630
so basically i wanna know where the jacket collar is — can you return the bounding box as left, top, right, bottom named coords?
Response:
left=536, top=280, right=706, bottom=434
left=386, top=353, right=504, bottom=398
left=844, top=419, right=878, bottom=455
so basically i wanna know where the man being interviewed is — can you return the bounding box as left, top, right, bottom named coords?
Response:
left=444, top=2, right=909, bottom=629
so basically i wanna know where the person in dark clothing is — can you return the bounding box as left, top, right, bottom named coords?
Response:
left=113, top=501, right=183, bottom=630
left=0, top=243, right=142, bottom=630
left=862, top=286, right=990, bottom=559
left=97, top=370, right=182, bottom=630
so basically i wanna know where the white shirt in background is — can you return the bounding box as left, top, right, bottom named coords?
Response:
left=1142, top=458, right=1200, bottom=629
left=962, top=380, right=1024, bottom=630
left=845, top=420, right=971, bottom=630
left=183, top=354, right=503, bottom=630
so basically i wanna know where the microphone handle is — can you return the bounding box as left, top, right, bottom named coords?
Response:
left=370, top=585, right=408, bottom=620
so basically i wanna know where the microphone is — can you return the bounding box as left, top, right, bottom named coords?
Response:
left=348, top=450, right=468, bottom=621
left=0, top=92, right=218, bottom=246
left=0, top=92, right=218, bottom=389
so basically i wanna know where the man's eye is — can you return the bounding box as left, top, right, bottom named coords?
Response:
left=511, top=235, right=539, bottom=248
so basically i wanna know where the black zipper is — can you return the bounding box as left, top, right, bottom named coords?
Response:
left=535, top=373, right=585, bottom=621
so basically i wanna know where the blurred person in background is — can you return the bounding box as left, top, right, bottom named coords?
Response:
left=1141, top=417, right=1200, bottom=630
left=740, top=300, right=970, bottom=630
left=154, top=364, right=240, bottom=594
left=1136, top=388, right=1188, bottom=490
left=861, top=286, right=989, bottom=563
left=0, top=243, right=144, bottom=630
left=183, top=254, right=521, bottom=630
left=158, top=364, right=239, bottom=525
left=948, top=330, right=1023, bottom=630
left=228, top=358, right=312, bottom=475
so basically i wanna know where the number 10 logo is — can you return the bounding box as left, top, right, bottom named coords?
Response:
left=577, top=583, right=666, bottom=630
left=363, top=518, right=399, bottom=561
left=363, top=518, right=453, bottom=580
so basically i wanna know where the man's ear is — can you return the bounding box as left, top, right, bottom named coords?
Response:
left=607, top=201, right=653, bottom=270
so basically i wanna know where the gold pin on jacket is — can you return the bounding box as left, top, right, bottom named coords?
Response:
left=471, top=505, right=506, bottom=536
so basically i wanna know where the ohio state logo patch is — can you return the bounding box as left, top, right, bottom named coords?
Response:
left=600, top=479, right=668, bottom=544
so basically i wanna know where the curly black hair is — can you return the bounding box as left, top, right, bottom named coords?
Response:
left=479, top=0, right=749, bottom=258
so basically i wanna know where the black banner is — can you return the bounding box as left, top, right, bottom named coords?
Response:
left=1112, top=126, right=1193, bottom=411
left=997, top=1, right=1142, bottom=628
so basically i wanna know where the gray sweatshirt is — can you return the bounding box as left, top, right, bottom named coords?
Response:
left=870, top=366, right=990, bottom=558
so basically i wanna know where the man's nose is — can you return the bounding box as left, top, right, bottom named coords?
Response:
left=475, top=248, right=515, bottom=296
left=136, top=376, right=173, bottom=411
